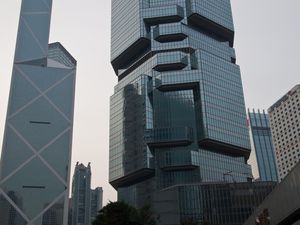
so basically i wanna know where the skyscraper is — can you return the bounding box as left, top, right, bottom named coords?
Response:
left=248, top=109, right=278, bottom=182
left=110, top=0, right=252, bottom=213
left=71, top=163, right=103, bottom=225
left=71, top=163, right=91, bottom=225
left=90, top=187, right=103, bottom=223
left=268, top=84, right=300, bottom=181
left=0, top=1, right=77, bottom=225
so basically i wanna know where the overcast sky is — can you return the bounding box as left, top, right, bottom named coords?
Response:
left=0, top=1, right=299, bottom=204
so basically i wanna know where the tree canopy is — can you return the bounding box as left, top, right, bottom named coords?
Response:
left=92, top=201, right=156, bottom=225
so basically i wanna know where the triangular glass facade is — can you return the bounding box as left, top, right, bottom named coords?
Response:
left=0, top=1, right=76, bottom=224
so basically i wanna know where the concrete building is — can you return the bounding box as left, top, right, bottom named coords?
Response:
left=243, top=161, right=300, bottom=225
left=109, top=0, right=256, bottom=224
left=248, top=109, right=278, bottom=182
left=0, top=1, right=77, bottom=225
left=268, top=85, right=300, bottom=181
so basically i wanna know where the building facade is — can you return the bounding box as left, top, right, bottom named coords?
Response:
left=243, top=161, right=300, bottom=225
left=109, top=0, right=253, bottom=218
left=0, top=1, right=77, bottom=225
left=153, top=181, right=276, bottom=225
left=268, top=85, right=300, bottom=181
left=71, top=163, right=91, bottom=225
left=90, top=187, right=103, bottom=223
left=71, top=163, right=102, bottom=225
left=248, top=109, right=278, bottom=182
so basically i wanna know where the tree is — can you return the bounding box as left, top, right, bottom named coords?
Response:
left=138, top=205, right=156, bottom=225
left=92, top=201, right=156, bottom=225
left=92, top=201, right=140, bottom=225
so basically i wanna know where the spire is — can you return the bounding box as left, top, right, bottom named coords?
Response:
left=14, top=0, right=53, bottom=63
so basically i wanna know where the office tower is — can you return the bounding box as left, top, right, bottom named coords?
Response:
left=71, top=163, right=103, bottom=225
left=110, top=0, right=253, bottom=215
left=0, top=0, right=77, bottom=224
left=248, top=109, right=278, bottom=182
left=71, top=163, right=91, bottom=225
left=90, top=187, right=103, bottom=223
left=268, top=85, right=300, bottom=181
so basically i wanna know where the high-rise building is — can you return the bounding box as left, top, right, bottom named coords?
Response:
left=0, top=1, right=77, bottom=225
left=70, top=163, right=102, bottom=225
left=110, top=0, right=253, bottom=215
left=71, top=163, right=91, bottom=225
left=90, top=187, right=103, bottom=223
left=248, top=109, right=278, bottom=182
left=268, top=84, right=300, bottom=181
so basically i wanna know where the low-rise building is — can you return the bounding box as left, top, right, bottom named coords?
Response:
left=243, top=161, right=300, bottom=225
left=153, top=181, right=276, bottom=225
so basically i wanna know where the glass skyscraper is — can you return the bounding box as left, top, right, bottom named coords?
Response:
left=248, top=109, right=278, bottom=182
left=71, top=163, right=91, bottom=225
left=0, top=1, right=77, bottom=225
left=90, top=187, right=103, bottom=223
left=109, top=0, right=252, bottom=217
left=71, top=163, right=103, bottom=225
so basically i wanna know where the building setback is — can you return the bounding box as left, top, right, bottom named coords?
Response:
left=268, top=85, right=300, bottom=181
left=248, top=109, right=278, bottom=182
left=0, top=1, right=77, bottom=225
left=109, top=0, right=258, bottom=223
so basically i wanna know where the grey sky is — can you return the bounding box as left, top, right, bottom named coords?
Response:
left=0, top=1, right=299, bottom=204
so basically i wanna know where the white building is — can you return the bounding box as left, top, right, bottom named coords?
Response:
left=268, top=85, right=300, bottom=181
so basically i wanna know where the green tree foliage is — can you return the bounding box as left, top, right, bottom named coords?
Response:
left=92, top=201, right=140, bottom=225
left=139, top=205, right=157, bottom=225
left=92, top=201, right=156, bottom=225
